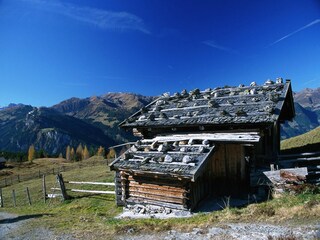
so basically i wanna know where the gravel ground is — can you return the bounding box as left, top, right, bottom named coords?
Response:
left=0, top=212, right=76, bottom=240
left=1, top=212, right=320, bottom=240
left=117, top=223, right=320, bottom=240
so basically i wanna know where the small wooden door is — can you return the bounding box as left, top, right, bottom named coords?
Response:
left=209, top=143, right=248, bottom=196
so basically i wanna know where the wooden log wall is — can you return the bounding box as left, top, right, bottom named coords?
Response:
left=125, top=175, right=190, bottom=210
left=189, top=174, right=210, bottom=210
left=115, top=172, right=124, bottom=206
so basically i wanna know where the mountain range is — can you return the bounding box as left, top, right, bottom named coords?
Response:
left=0, top=88, right=319, bottom=155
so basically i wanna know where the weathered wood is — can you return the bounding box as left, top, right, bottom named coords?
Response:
left=26, top=187, right=31, bottom=205
left=42, top=175, right=47, bottom=203
left=149, top=132, right=260, bottom=143
left=56, top=174, right=69, bottom=201
left=115, top=172, right=124, bottom=206
left=67, top=181, right=115, bottom=186
left=279, top=151, right=320, bottom=159
left=120, top=171, right=127, bottom=204
left=71, top=189, right=115, bottom=194
left=128, top=192, right=185, bottom=204
left=126, top=197, right=187, bottom=210
left=263, top=168, right=308, bottom=185
left=0, top=188, right=3, bottom=207
left=129, top=186, right=186, bottom=198
left=128, top=181, right=186, bottom=193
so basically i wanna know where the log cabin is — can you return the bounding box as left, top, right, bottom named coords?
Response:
left=110, top=78, right=295, bottom=211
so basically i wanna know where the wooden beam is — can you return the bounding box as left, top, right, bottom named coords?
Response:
left=67, top=181, right=115, bottom=186
left=126, top=197, right=188, bottom=210
left=128, top=181, right=186, bottom=193
left=70, top=189, right=115, bottom=194
left=128, top=192, right=185, bottom=204
left=148, top=132, right=260, bottom=143
left=129, top=186, right=186, bottom=198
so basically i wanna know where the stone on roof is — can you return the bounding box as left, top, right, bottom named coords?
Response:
left=121, top=79, right=294, bottom=129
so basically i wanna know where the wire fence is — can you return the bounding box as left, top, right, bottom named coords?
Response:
left=0, top=159, right=113, bottom=188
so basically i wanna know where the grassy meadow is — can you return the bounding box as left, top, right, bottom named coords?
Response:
left=1, top=157, right=320, bottom=239
left=281, top=126, right=320, bottom=153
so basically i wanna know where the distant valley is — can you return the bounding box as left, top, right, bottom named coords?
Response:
left=0, top=88, right=319, bottom=155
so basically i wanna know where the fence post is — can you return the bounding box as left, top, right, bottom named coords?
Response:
left=0, top=188, right=3, bottom=207
left=26, top=187, right=32, bottom=205
left=17, top=175, right=20, bottom=182
left=42, top=175, right=47, bottom=203
left=4, top=178, right=7, bottom=187
left=12, top=189, right=16, bottom=207
left=56, top=174, right=68, bottom=201
left=38, top=170, right=41, bottom=178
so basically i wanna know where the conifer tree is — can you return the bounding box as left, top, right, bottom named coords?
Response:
left=76, top=143, right=83, bottom=161
left=107, top=148, right=116, bottom=159
left=83, top=145, right=90, bottom=160
left=28, top=145, right=35, bottom=163
left=97, top=146, right=105, bottom=157
left=70, top=147, right=75, bottom=161
left=66, top=145, right=71, bottom=161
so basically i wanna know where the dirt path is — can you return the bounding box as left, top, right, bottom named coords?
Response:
left=1, top=212, right=320, bottom=239
left=117, top=223, right=320, bottom=240
left=0, top=212, right=75, bottom=240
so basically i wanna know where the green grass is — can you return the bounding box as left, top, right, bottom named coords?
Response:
left=281, top=126, right=320, bottom=151
left=1, top=160, right=320, bottom=239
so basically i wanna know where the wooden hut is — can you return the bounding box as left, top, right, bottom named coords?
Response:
left=110, top=78, right=295, bottom=211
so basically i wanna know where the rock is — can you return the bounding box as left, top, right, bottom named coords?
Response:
left=127, top=228, right=135, bottom=234
left=139, top=208, right=146, bottom=214
left=164, top=155, right=173, bottom=163
left=183, top=155, right=192, bottom=163
left=202, top=139, right=209, bottom=145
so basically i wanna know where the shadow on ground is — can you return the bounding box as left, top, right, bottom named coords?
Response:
left=0, top=214, right=50, bottom=224
left=195, top=193, right=267, bottom=213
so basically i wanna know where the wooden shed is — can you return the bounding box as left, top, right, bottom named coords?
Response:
left=110, top=78, right=295, bottom=211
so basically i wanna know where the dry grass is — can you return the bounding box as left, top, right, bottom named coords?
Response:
left=281, top=126, right=320, bottom=150
left=1, top=159, right=320, bottom=239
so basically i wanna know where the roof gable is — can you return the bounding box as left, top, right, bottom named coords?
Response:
left=121, top=79, right=295, bottom=129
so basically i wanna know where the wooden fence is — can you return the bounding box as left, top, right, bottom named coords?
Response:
left=0, top=159, right=112, bottom=188
left=279, top=151, right=320, bottom=185
left=50, top=174, right=115, bottom=201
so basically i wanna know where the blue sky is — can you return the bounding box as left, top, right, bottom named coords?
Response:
left=1, top=0, right=320, bottom=107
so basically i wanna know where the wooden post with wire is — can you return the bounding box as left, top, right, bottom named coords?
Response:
left=0, top=188, right=3, bottom=207
left=56, top=174, right=69, bottom=201
left=26, top=187, right=32, bottom=205
left=12, top=189, right=16, bottom=207
left=42, top=175, right=47, bottom=203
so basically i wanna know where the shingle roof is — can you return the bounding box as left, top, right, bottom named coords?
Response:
left=110, top=132, right=260, bottom=180
left=120, top=79, right=294, bottom=129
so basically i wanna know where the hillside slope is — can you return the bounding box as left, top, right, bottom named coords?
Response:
left=52, top=93, right=155, bottom=143
left=0, top=105, right=116, bottom=154
left=281, top=126, right=320, bottom=152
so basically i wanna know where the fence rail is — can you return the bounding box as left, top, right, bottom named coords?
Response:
left=279, top=151, right=320, bottom=185
left=51, top=174, right=115, bottom=200
left=0, top=159, right=112, bottom=188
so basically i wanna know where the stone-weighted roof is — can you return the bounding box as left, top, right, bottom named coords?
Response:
left=120, top=79, right=294, bottom=129
left=110, top=132, right=260, bottom=180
